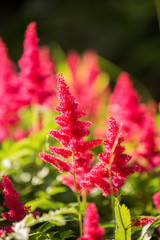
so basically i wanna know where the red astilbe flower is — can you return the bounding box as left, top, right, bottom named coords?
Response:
left=153, top=190, right=160, bottom=236
left=0, top=38, right=22, bottom=141
left=66, top=50, right=109, bottom=120
left=153, top=191, right=160, bottom=214
left=109, top=72, right=145, bottom=139
left=82, top=117, right=139, bottom=197
left=131, top=217, right=155, bottom=227
left=39, top=74, right=101, bottom=194
left=109, top=72, right=160, bottom=172
left=136, top=111, right=160, bottom=171
left=18, top=22, right=56, bottom=107
left=77, top=203, right=105, bottom=240
left=0, top=174, right=30, bottom=222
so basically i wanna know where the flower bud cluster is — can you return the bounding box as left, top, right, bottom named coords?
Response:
left=77, top=203, right=105, bottom=240
left=0, top=175, right=30, bottom=222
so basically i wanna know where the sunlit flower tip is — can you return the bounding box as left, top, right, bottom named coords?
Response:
left=50, top=74, right=93, bottom=144
left=77, top=203, right=105, bottom=240
left=131, top=217, right=155, bottom=227
left=19, top=22, right=39, bottom=73
left=39, top=152, right=71, bottom=173
left=55, top=73, right=78, bottom=112
left=105, top=116, right=119, bottom=145
left=23, top=21, right=38, bottom=50
left=1, top=174, right=30, bottom=222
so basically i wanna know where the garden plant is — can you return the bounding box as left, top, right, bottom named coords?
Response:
left=0, top=22, right=160, bottom=240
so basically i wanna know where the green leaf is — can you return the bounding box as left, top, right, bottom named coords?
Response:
left=60, top=230, right=75, bottom=239
left=115, top=199, right=131, bottom=240
left=26, top=198, right=64, bottom=211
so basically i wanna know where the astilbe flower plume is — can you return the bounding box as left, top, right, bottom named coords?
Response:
left=153, top=191, right=160, bottom=237
left=109, top=72, right=160, bottom=171
left=0, top=38, right=22, bottom=141
left=153, top=191, right=160, bottom=215
left=77, top=203, right=105, bottom=240
left=0, top=174, right=30, bottom=222
left=82, top=117, right=139, bottom=197
left=109, top=72, right=144, bottom=138
left=39, top=74, right=101, bottom=194
left=18, top=22, right=56, bottom=107
left=136, top=111, right=160, bottom=171
left=66, top=50, right=109, bottom=120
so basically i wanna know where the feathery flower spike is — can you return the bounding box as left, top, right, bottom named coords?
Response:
left=82, top=117, right=140, bottom=196
left=153, top=191, right=160, bottom=214
left=0, top=38, right=21, bottom=141
left=1, top=174, right=30, bottom=222
left=19, top=22, right=56, bottom=106
left=109, top=73, right=160, bottom=171
left=77, top=203, right=105, bottom=240
left=39, top=73, right=101, bottom=194
left=66, top=50, right=109, bottom=120
left=109, top=72, right=144, bottom=138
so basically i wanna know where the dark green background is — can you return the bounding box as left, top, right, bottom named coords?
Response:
left=0, top=0, right=160, bottom=101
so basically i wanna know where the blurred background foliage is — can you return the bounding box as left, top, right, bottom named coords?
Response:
left=0, top=0, right=160, bottom=101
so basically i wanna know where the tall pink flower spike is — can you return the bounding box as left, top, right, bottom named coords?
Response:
left=39, top=74, right=102, bottom=194
left=109, top=72, right=144, bottom=138
left=109, top=72, right=160, bottom=171
left=0, top=174, right=30, bottom=222
left=19, top=22, right=56, bottom=106
left=0, top=38, right=21, bottom=141
left=82, top=117, right=140, bottom=196
left=153, top=190, right=160, bottom=237
left=66, top=50, right=109, bottom=120
left=77, top=203, right=105, bottom=240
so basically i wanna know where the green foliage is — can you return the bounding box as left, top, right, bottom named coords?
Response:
left=115, top=198, right=131, bottom=240
left=26, top=198, right=65, bottom=211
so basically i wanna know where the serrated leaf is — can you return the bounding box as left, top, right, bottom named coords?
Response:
left=115, top=199, right=131, bottom=240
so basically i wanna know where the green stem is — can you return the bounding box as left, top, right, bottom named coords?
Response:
left=108, top=124, right=122, bottom=221
left=72, top=153, right=83, bottom=237
left=31, top=104, right=41, bottom=133
left=82, top=189, right=87, bottom=208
